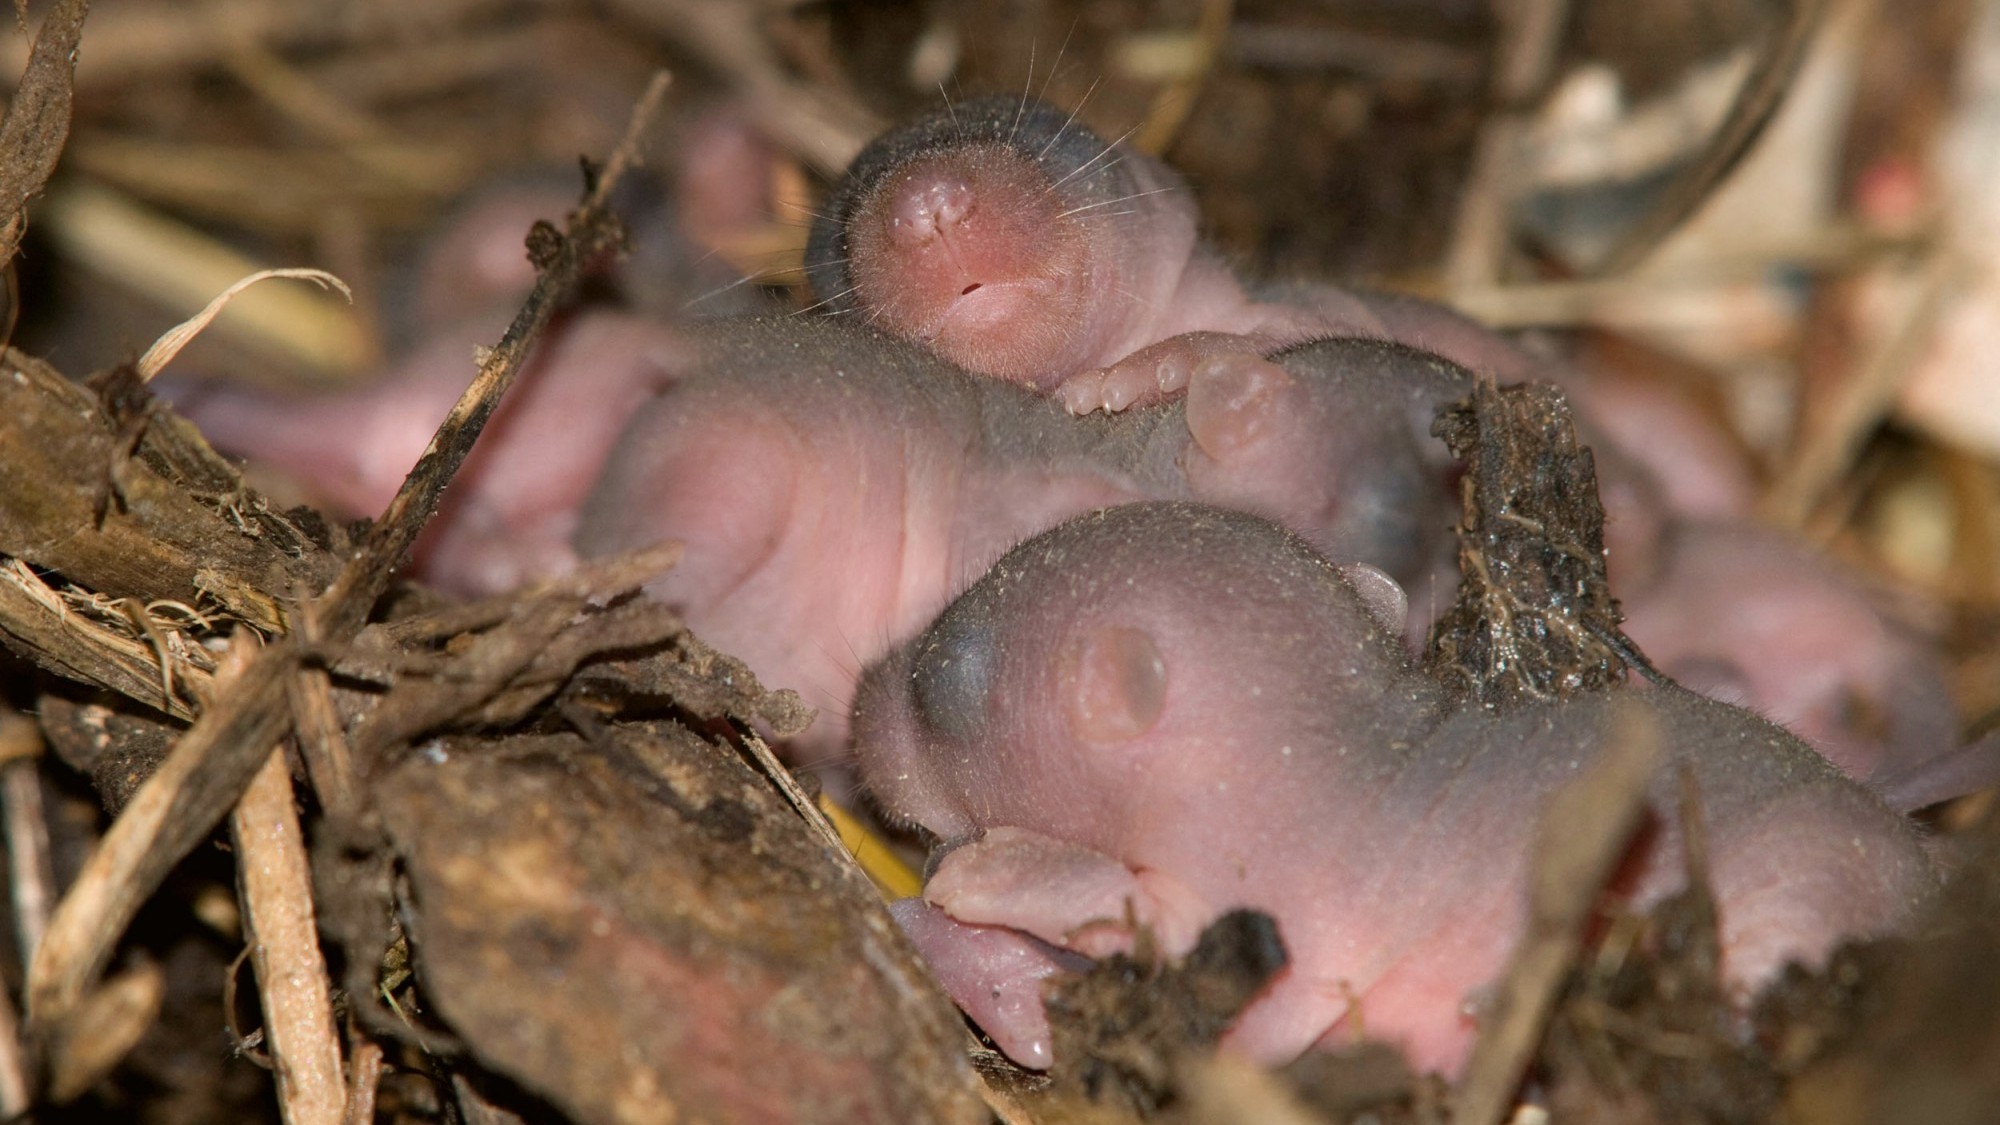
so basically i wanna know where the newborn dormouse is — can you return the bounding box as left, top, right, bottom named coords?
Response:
left=852, top=502, right=1936, bottom=1074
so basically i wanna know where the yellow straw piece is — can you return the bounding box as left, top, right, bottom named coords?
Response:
left=816, top=795, right=922, bottom=900
left=41, top=182, right=374, bottom=381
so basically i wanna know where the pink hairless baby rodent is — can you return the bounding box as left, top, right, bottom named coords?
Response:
left=804, top=95, right=1606, bottom=415
left=809, top=95, right=1970, bottom=798
left=575, top=323, right=1466, bottom=754
left=804, top=94, right=1391, bottom=398
left=852, top=502, right=1936, bottom=1075
left=177, top=99, right=1974, bottom=795
left=183, top=298, right=1969, bottom=791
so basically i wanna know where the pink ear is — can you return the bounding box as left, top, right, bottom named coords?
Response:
left=1060, top=625, right=1168, bottom=745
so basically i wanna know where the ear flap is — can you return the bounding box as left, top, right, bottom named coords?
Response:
left=1339, top=562, right=1409, bottom=638
left=1059, top=624, right=1168, bottom=746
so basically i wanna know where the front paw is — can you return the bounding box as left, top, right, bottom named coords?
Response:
left=924, top=826, right=1147, bottom=951
left=1058, top=332, right=1262, bottom=415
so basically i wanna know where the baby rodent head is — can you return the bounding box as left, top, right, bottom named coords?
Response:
left=805, top=96, right=1194, bottom=388
left=852, top=502, right=1424, bottom=849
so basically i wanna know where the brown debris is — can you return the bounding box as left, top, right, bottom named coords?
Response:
left=0, top=347, right=333, bottom=637
left=0, top=0, right=85, bottom=272
left=1035, top=910, right=1289, bottom=1119
left=368, top=724, right=984, bottom=1125
left=1766, top=809, right=2000, bottom=1123
left=1537, top=772, right=1786, bottom=1125
left=230, top=739, right=343, bottom=1125
left=35, top=688, right=179, bottom=815
left=1425, top=378, right=1632, bottom=708
left=43, top=959, right=164, bottom=1104
left=19, top=73, right=669, bottom=1043
left=1274, top=1046, right=1438, bottom=1125
left=1452, top=705, right=1665, bottom=1125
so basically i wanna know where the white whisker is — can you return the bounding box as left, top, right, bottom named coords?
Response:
left=794, top=283, right=861, bottom=316
left=1046, top=125, right=1139, bottom=194
left=1055, top=186, right=1175, bottom=220
left=1037, top=76, right=1102, bottom=160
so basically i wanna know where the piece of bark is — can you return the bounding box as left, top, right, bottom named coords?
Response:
left=0, top=0, right=86, bottom=270
left=24, top=74, right=670, bottom=1034
left=1425, top=378, right=1630, bottom=708
left=35, top=689, right=180, bottom=815
left=575, top=628, right=815, bottom=737
left=0, top=348, right=335, bottom=635
left=372, top=726, right=987, bottom=1125
left=0, top=564, right=207, bottom=722
left=341, top=546, right=682, bottom=759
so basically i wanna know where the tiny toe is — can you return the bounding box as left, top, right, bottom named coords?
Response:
left=1102, top=372, right=1147, bottom=411
left=1060, top=372, right=1107, bottom=415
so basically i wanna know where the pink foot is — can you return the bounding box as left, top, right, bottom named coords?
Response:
left=890, top=898, right=1089, bottom=1069
left=1182, top=351, right=1302, bottom=465
left=1058, top=332, right=1265, bottom=415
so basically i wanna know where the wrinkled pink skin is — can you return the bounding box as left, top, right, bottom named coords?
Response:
left=574, top=324, right=1460, bottom=754
left=180, top=310, right=690, bottom=596
left=853, top=502, right=1935, bottom=1075
left=816, top=97, right=1968, bottom=795
left=176, top=119, right=778, bottom=591
left=1618, top=521, right=1958, bottom=798
left=804, top=95, right=1346, bottom=392
left=809, top=96, right=1753, bottom=521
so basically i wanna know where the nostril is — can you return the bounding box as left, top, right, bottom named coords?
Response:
left=887, top=172, right=978, bottom=247
left=961, top=283, right=981, bottom=296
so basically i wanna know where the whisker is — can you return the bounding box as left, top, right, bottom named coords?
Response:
left=939, top=81, right=960, bottom=135
left=1011, top=41, right=1037, bottom=144
left=682, top=271, right=775, bottom=311
left=776, top=201, right=839, bottom=225
left=1037, top=76, right=1102, bottom=161
left=1055, top=186, right=1175, bottom=220
left=793, top=283, right=861, bottom=316
left=1047, top=126, right=1138, bottom=194
left=1039, top=17, right=1080, bottom=107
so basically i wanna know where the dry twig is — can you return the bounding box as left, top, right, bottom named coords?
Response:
left=1453, top=705, right=1663, bottom=1125
left=0, top=708, right=54, bottom=974
left=0, top=709, right=38, bottom=1116
left=0, top=0, right=85, bottom=270
left=234, top=749, right=345, bottom=1125
left=1445, top=0, right=1573, bottom=293
left=339, top=1031, right=383, bottom=1125
left=227, top=636, right=344, bottom=1125
left=1764, top=250, right=1963, bottom=528
left=1595, top=0, right=1835, bottom=275
left=24, top=70, right=675, bottom=1038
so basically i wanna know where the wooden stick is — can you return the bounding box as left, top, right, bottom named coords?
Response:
left=0, top=709, right=54, bottom=975
left=1453, top=704, right=1663, bottom=1125
left=233, top=738, right=345, bottom=1125
left=339, top=1031, right=384, bottom=1125
left=25, top=70, right=674, bottom=1033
